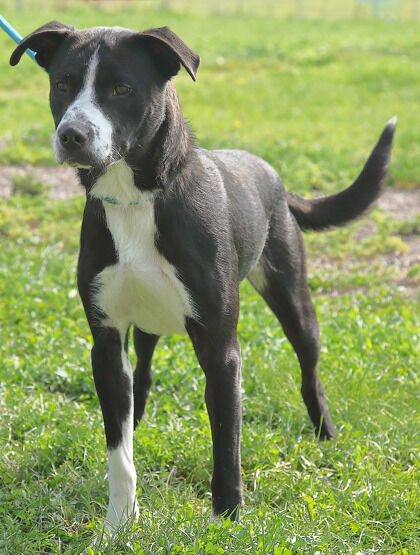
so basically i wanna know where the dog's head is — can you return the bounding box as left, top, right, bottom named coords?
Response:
left=10, top=22, right=200, bottom=169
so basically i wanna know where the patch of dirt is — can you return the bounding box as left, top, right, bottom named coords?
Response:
left=309, top=233, right=420, bottom=299
left=0, top=164, right=80, bottom=199
left=377, top=188, right=420, bottom=221
left=310, top=187, right=419, bottom=298
left=1, top=164, right=419, bottom=212
left=0, top=164, right=418, bottom=296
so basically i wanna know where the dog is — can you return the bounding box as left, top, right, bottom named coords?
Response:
left=11, top=21, right=395, bottom=532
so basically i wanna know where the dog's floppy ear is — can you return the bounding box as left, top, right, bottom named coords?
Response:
left=138, top=26, right=200, bottom=81
left=10, top=21, right=74, bottom=71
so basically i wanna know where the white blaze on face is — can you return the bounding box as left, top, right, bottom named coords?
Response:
left=54, top=49, right=114, bottom=166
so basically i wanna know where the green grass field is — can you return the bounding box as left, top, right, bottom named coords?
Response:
left=0, top=2, right=419, bottom=553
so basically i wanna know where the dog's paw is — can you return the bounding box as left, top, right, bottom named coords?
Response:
left=318, top=421, right=337, bottom=441
left=90, top=517, right=137, bottom=552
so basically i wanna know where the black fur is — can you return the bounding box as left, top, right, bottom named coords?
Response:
left=11, top=22, right=395, bottom=525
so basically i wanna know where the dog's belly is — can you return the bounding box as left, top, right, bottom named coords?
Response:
left=95, top=261, right=192, bottom=336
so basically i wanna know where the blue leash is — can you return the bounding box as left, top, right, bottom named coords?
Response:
left=0, top=14, right=46, bottom=71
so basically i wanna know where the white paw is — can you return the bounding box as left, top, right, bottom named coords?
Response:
left=105, top=496, right=139, bottom=533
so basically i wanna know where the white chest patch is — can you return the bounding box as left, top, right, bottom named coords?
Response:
left=91, top=161, right=195, bottom=336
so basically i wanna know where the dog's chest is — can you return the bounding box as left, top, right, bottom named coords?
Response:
left=91, top=165, right=194, bottom=336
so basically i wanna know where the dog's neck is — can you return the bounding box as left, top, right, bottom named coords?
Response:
left=78, top=81, right=194, bottom=193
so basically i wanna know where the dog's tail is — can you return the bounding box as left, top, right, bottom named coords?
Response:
left=286, top=117, right=397, bottom=232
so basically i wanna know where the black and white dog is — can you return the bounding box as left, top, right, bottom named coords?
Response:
left=11, top=22, right=395, bottom=531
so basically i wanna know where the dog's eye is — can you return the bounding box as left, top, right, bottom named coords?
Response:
left=56, top=80, right=68, bottom=92
left=113, top=84, right=132, bottom=96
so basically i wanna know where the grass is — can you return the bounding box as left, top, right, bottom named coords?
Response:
left=0, top=2, right=419, bottom=553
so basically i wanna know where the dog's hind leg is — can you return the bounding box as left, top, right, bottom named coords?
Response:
left=248, top=212, right=336, bottom=440
left=133, top=327, right=159, bottom=429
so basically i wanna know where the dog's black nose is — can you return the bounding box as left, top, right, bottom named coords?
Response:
left=58, top=123, right=89, bottom=149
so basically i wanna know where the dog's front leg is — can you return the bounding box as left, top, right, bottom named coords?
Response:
left=91, top=327, right=138, bottom=532
left=187, top=320, right=243, bottom=520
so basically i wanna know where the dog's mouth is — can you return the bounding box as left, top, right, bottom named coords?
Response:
left=56, top=152, right=98, bottom=169
left=54, top=139, right=118, bottom=170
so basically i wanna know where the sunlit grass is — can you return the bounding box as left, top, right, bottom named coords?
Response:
left=0, top=3, right=419, bottom=553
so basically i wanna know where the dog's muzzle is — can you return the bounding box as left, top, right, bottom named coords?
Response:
left=55, top=121, right=98, bottom=167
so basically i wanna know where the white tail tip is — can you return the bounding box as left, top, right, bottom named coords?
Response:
left=387, top=115, right=398, bottom=127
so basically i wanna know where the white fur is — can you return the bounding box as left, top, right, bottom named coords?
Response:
left=246, top=218, right=269, bottom=289
left=247, top=263, right=268, bottom=293
left=105, top=344, right=138, bottom=531
left=90, top=160, right=156, bottom=206
left=91, top=161, right=195, bottom=337
left=54, top=50, right=114, bottom=166
left=388, top=115, right=398, bottom=127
